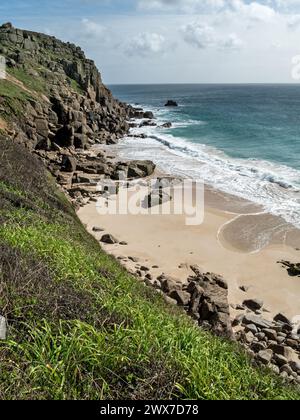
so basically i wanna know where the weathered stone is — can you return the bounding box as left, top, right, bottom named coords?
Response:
left=263, top=329, right=278, bottom=342
left=245, top=324, right=258, bottom=334
left=240, top=285, right=250, bottom=292
left=242, top=314, right=273, bottom=330
left=289, top=361, right=300, bottom=373
left=243, top=299, right=264, bottom=311
left=251, top=341, right=267, bottom=353
left=273, top=354, right=288, bottom=367
left=257, top=349, right=273, bottom=365
left=143, top=191, right=171, bottom=208
left=169, top=290, right=191, bottom=306
left=280, top=364, right=293, bottom=376
left=273, top=313, right=291, bottom=326
left=100, top=234, right=119, bottom=244
left=165, top=100, right=178, bottom=107
left=92, top=226, right=104, bottom=232
left=162, top=294, right=178, bottom=306
left=61, top=155, right=76, bottom=172
left=161, top=276, right=182, bottom=294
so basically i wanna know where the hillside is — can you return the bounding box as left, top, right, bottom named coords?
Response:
left=0, top=23, right=299, bottom=400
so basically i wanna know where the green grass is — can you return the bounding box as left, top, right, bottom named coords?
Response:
left=0, top=79, right=33, bottom=118
left=68, top=77, right=84, bottom=95
left=0, top=135, right=299, bottom=400
left=8, top=67, right=47, bottom=94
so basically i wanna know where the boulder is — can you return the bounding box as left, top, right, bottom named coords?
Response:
left=243, top=299, right=264, bottom=312
left=273, top=313, right=291, bottom=326
left=100, top=234, right=119, bottom=244
left=242, top=314, right=273, bottom=330
left=127, top=160, right=156, bottom=179
left=263, top=329, right=278, bottom=341
left=61, top=155, right=76, bottom=172
left=160, top=276, right=182, bottom=294
left=92, top=226, right=104, bottom=232
left=169, top=290, right=191, bottom=306
left=160, top=122, right=172, bottom=129
left=143, top=111, right=154, bottom=119
left=143, top=191, right=171, bottom=208
left=165, top=100, right=178, bottom=107
left=257, top=349, right=273, bottom=365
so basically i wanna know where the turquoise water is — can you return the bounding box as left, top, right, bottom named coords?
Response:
left=110, top=84, right=300, bottom=227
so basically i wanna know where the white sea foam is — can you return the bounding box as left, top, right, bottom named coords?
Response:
left=121, top=111, right=300, bottom=228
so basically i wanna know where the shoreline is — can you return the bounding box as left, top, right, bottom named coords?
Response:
left=77, top=135, right=300, bottom=322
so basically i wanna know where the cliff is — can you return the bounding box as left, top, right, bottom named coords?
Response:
left=0, top=23, right=299, bottom=400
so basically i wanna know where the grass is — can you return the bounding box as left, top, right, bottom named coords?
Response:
left=68, top=77, right=84, bottom=95
left=8, top=67, right=47, bottom=94
left=0, top=79, right=33, bottom=119
left=0, top=135, right=299, bottom=400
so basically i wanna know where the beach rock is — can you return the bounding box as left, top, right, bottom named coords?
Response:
left=169, top=290, right=191, bottom=306
left=273, top=354, right=288, bottom=367
left=245, top=324, right=258, bottom=335
left=160, top=276, right=182, bottom=294
left=119, top=241, right=128, bottom=246
left=127, top=160, right=156, bottom=179
left=164, top=296, right=178, bottom=306
left=242, top=314, right=273, bottom=330
left=289, top=360, right=300, bottom=373
left=187, top=270, right=232, bottom=337
left=161, top=122, right=172, bottom=129
left=92, top=226, right=104, bottom=232
left=273, top=313, right=291, bottom=326
left=251, top=341, right=266, bottom=353
left=165, top=100, right=178, bottom=107
left=61, top=155, right=77, bottom=172
left=128, top=256, right=139, bottom=263
left=263, top=329, right=278, bottom=341
left=243, top=299, right=264, bottom=312
left=240, top=285, right=250, bottom=293
left=0, top=316, right=7, bottom=340
left=143, top=191, right=171, bottom=208
left=190, top=265, right=204, bottom=277
left=143, top=111, right=154, bottom=119
left=257, top=349, right=273, bottom=365
left=100, top=234, right=119, bottom=244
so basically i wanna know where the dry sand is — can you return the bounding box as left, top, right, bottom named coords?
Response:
left=78, top=180, right=300, bottom=325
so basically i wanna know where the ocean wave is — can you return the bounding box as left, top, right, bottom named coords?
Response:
left=120, top=128, right=300, bottom=228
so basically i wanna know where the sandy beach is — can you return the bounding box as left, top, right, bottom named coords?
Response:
left=78, top=172, right=300, bottom=325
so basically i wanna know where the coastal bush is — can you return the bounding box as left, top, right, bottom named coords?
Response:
left=0, top=135, right=299, bottom=400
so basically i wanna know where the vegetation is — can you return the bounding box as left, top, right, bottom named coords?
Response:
left=8, top=67, right=48, bottom=94
left=0, top=136, right=299, bottom=400
left=68, top=77, right=84, bottom=95
left=0, top=78, right=32, bottom=120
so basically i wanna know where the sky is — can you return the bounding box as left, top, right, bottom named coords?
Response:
left=2, top=0, right=300, bottom=84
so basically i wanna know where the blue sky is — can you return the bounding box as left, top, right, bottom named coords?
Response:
left=2, top=1, right=300, bottom=84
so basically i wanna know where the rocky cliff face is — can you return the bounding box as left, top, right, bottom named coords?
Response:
left=0, top=22, right=130, bottom=152
left=0, top=22, right=156, bottom=207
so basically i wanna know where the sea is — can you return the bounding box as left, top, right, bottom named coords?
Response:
left=109, top=84, right=300, bottom=228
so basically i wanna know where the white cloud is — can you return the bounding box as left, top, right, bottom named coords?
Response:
left=181, top=22, right=243, bottom=51
left=227, top=0, right=276, bottom=22
left=138, top=0, right=226, bottom=13
left=81, top=18, right=106, bottom=38
left=124, top=32, right=168, bottom=57
left=219, top=32, right=243, bottom=49
left=287, top=14, right=300, bottom=29
left=181, top=23, right=216, bottom=49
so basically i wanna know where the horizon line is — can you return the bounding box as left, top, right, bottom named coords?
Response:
left=108, top=82, right=300, bottom=86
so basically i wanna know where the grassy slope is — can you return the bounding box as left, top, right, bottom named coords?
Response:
left=0, top=137, right=299, bottom=400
